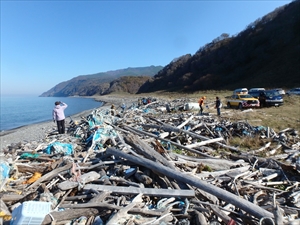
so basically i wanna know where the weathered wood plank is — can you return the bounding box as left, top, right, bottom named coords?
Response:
left=83, top=184, right=195, bottom=197
left=184, top=137, right=224, bottom=148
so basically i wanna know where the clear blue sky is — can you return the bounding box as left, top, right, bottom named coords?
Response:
left=1, top=1, right=291, bottom=96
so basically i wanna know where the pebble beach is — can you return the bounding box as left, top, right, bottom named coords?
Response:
left=1, top=93, right=300, bottom=225
left=0, top=95, right=136, bottom=149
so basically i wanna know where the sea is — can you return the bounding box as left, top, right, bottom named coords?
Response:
left=0, top=96, right=104, bottom=131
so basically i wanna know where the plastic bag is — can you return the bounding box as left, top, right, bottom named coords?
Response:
left=0, top=159, right=10, bottom=181
left=44, top=142, right=73, bottom=155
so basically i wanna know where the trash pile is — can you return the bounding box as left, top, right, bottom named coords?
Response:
left=1, top=97, right=300, bottom=225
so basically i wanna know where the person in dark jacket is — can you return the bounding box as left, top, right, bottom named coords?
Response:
left=215, top=97, right=221, bottom=116
left=259, top=92, right=267, bottom=107
left=53, top=101, right=68, bottom=134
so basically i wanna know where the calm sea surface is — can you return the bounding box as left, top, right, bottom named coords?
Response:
left=0, top=96, right=103, bottom=131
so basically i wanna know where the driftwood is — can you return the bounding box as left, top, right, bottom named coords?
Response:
left=123, top=125, right=214, bottom=158
left=184, top=137, right=224, bottom=148
left=59, top=202, right=167, bottom=216
left=124, top=133, right=176, bottom=169
left=16, top=163, right=49, bottom=174
left=170, top=152, right=249, bottom=170
left=106, top=147, right=274, bottom=220
left=26, top=163, right=73, bottom=190
left=42, top=208, right=104, bottom=224
left=147, top=117, right=240, bottom=152
left=2, top=97, right=300, bottom=225
left=83, top=184, right=195, bottom=197
left=57, top=171, right=100, bottom=190
left=193, top=166, right=251, bottom=179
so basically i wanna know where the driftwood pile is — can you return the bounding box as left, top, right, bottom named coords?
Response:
left=1, top=98, right=300, bottom=225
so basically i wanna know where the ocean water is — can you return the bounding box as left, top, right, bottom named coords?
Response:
left=0, top=96, right=103, bottom=131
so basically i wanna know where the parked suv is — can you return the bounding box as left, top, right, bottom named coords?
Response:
left=286, top=88, right=300, bottom=95
left=249, top=88, right=265, bottom=92
left=273, top=88, right=285, bottom=95
left=248, top=90, right=283, bottom=107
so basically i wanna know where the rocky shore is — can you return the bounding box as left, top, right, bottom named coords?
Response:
left=1, top=94, right=299, bottom=225
left=0, top=95, right=137, bottom=149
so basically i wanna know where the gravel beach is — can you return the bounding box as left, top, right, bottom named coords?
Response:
left=0, top=95, right=137, bottom=149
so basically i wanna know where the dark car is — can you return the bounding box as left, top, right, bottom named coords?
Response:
left=286, top=88, right=300, bottom=96
left=248, top=90, right=283, bottom=107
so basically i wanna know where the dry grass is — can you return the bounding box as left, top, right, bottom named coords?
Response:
left=107, top=90, right=300, bottom=132
left=105, top=90, right=299, bottom=152
left=149, top=90, right=300, bottom=132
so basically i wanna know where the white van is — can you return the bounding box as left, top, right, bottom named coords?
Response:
left=233, top=88, right=248, bottom=95
left=249, top=88, right=265, bottom=92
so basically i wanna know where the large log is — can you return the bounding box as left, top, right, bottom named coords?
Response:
left=106, top=147, right=274, bottom=220
left=170, top=152, right=249, bottom=171
left=124, top=133, right=176, bottom=169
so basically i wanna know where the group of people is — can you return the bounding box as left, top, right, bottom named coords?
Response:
left=51, top=96, right=221, bottom=134
left=198, top=96, right=222, bottom=116
left=138, top=97, right=152, bottom=106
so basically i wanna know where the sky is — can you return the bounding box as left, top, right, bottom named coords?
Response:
left=0, top=0, right=292, bottom=96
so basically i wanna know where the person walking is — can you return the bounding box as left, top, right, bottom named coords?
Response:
left=215, top=96, right=222, bottom=116
left=53, top=101, right=68, bottom=134
left=198, top=96, right=206, bottom=115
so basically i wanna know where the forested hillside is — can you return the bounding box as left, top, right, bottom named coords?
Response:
left=40, top=66, right=163, bottom=97
left=138, top=0, right=300, bottom=93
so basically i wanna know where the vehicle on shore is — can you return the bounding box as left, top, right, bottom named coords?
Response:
left=233, top=88, right=248, bottom=95
left=249, top=88, right=265, bottom=92
left=248, top=89, right=283, bottom=107
left=286, top=88, right=300, bottom=95
left=226, top=94, right=260, bottom=109
left=265, top=90, right=284, bottom=106
left=272, top=88, right=285, bottom=95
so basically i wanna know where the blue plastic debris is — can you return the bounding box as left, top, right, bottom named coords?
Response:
left=0, top=159, right=10, bottom=181
left=44, top=142, right=73, bottom=155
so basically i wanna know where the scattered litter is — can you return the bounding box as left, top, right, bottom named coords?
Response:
left=1, top=97, right=299, bottom=225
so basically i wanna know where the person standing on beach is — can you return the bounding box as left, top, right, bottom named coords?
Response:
left=198, top=96, right=206, bottom=115
left=53, top=101, right=68, bottom=134
left=215, top=96, right=221, bottom=116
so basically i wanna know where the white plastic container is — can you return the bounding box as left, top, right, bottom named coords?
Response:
left=10, top=201, right=52, bottom=225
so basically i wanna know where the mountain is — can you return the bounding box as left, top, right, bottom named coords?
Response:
left=138, top=0, right=300, bottom=93
left=39, top=66, right=163, bottom=97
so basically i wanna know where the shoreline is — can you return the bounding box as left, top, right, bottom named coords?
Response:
left=0, top=94, right=136, bottom=149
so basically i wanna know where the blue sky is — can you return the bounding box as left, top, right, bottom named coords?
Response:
left=1, top=1, right=291, bottom=96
